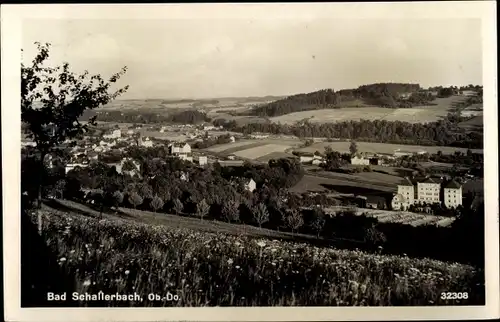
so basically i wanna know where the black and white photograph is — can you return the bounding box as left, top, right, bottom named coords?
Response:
left=2, top=2, right=499, bottom=321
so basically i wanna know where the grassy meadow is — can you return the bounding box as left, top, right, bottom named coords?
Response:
left=28, top=208, right=484, bottom=307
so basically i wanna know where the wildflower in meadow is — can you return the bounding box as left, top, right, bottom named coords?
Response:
left=227, top=258, right=234, bottom=265
left=83, top=280, right=91, bottom=286
left=59, top=257, right=67, bottom=262
left=256, top=240, right=266, bottom=247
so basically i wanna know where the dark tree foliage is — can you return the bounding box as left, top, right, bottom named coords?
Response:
left=218, top=116, right=482, bottom=149
left=21, top=42, right=129, bottom=209
left=81, top=109, right=210, bottom=125
left=247, top=83, right=432, bottom=117
left=193, top=134, right=233, bottom=149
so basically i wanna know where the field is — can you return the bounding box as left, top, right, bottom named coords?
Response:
left=205, top=139, right=302, bottom=160
left=290, top=174, right=396, bottom=194
left=296, top=141, right=483, bottom=155
left=233, top=144, right=291, bottom=159
left=28, top=207, right=484, bottom=306
left=270, top=95, right=469, bottom=125
left=324, top=207, right=455, bottom=227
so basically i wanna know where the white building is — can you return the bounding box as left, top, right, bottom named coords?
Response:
left=299, top=156, right=314, bottom=163
left=312, top=159, right=325, bottom=165
left=21, top=141, right=37, bottom=147
left=178, top=154, right=193, bottom=162
left=168, top=143, right=191, bottom=155
left=245, top=179, right=257, bottom=192
left=391, top=177, right=415, bottom=210
left=351, top=155, right=370, bottom=166
left=127, top=130, right=134, bottom=135
left=417, top=177, right=441, bottom=204
left=140, top=137, right=153, bottom=147
left=65, top=163, right=89, bottom=174
left=444, top=180, right=463, bottom=208
left=196, top=156, right=208, bottom=166
left=180, top=172, right=189, bottom=181
left=103, top=129, right=121, bottom=139
left=394, top=149, right=414, bottom=157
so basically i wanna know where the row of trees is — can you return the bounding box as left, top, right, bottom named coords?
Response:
left=81, top=109, right=211, bottom=125
left=215, top=116, right=483, bottom=149
left=192, top=133, right=233, bottom=149
left=246, top=83, right=454, bottom=117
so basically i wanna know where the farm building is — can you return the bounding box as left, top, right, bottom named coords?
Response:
left=444, top=180, right=463, bottom=208
left=351, top=155, right=370, bottom=165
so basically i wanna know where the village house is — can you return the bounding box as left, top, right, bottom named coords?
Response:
left=65, top=162, right=89, bottom=174
left=103, top=129, right=121, bottom=139
left=245, top=178, right=257, bottom=192
left=139, top=137, right=153, bottom=147
left=195, top=155, right=208, bottom=166
left=350, top=154, right=370, bottom=166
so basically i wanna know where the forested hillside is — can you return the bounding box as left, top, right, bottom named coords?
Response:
left=247, top=83, right=464, bottom=117
left=80, top=109, right=211, bottom=124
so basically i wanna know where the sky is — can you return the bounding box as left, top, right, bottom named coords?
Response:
left=22, top=14, right=482, bottom=99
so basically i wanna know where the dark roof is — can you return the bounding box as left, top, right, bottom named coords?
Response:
left=420, top=177, right=438, bottom=184
left=445, top=180, right=461, bottom=189
left=399, top=177, right=414, bottom=186
left=366, top=195, right=387, bottom=204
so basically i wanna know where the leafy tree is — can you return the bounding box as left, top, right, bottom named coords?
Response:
left=196, top=199, right=210, bottom=221
left=222, top=200, right=240, bottom=223
left=54, top=179, right=66, bottom=199
left=364, top=224, right=387, bottom=248
left=112, top=190, right=124, bottom=209
left=21, top=42, right=128, bottom=211
left=252, top=202, right=269, bottom=228
left=173, top=198, right=184, bottom=215
left=349, top=141, right=358, bottom=155
left=150, top=195, right=164, bottom=213
left=284, top=209, right=304, bottom=235
left=309, top=207, right=326, bottom=238
left=128, top=192, right=143, bottom=209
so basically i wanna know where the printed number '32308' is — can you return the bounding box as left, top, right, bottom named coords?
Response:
left=441, top=292, right=469, bottom=300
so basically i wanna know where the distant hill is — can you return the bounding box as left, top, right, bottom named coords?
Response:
left=246, top=83, right=467, bottom=117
